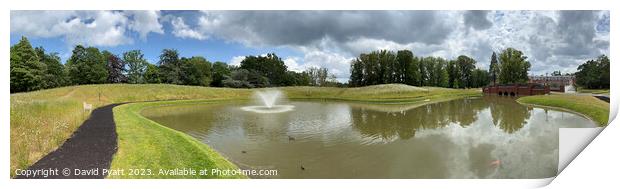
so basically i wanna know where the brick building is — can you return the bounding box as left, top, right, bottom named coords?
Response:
left=528, top=75, right=575, bottom=92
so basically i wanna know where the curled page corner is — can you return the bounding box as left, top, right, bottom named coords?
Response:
left=536, top=177, right=558, bottom=188
left=558, top=128, right=605, bottom=174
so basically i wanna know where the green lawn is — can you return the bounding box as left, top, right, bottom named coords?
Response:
left=282, top=84, right=481, bottom=103
left=10, top=83, right=480, bottom=178
left=576, top=88, right=610, bottom=95
left=517, top=94, right=609, bottom=126
left=110, top=101, right=246, bottom=178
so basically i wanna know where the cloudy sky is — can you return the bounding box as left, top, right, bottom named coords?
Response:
left=10, top=10, right=609, bottom=82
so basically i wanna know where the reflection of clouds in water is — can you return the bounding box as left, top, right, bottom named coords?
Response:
left=285, top=102, right=355, bottom=145
left=468, top=143, right=497, bottom=178
left=414, top=107, right=595, bottom=178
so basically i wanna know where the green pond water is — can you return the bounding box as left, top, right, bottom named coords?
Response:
left=141, top=96, right=596, bottom=179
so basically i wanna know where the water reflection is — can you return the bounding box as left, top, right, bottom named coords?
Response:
left=484, top=97, right=531, bottom=133
left=142, top=97, right=596, bottom=178
left=468, top=143, right=497, bottom=178
left=350, top=96, right=522, bottom=141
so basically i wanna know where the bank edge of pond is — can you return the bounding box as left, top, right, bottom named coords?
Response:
left=288, top=93, right=482, bottom=104
left=516, top=95, right=609, bottom=126
left=110, top=101, right=247, bottom=179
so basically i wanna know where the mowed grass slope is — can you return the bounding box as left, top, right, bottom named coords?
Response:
left=576, top=88, right=610, bottom=95
left=110, top=101, right=245, bottom=178
left=517, top=94, right=610, bottom=126
left=282, top=84, right=481, bottom=103
left=10, top=83, right=480, bottom=177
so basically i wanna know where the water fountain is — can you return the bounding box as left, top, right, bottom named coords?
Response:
left=241, top=90, right=295, bottom=113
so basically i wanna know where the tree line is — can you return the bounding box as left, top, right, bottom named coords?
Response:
left=349, top=47, right=536, bottom=88
left=11, top=35, right=608, bottom=93
left=10, top=36, right=340, bottom=93
left=575, top=55, right=610, bottom=89
left=349, top=49, right=490, bottom=88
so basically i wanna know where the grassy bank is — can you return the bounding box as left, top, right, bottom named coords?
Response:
left=282, top=84, right=481, bottom=103
left=517, top=94, right=609, bottom=126
left=576, top=88, right=610, bottom=95
left=10, top=83, right=480, bottom=177
left=110, top=101, right=245, bottom=178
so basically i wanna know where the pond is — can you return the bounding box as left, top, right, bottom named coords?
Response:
left=141, top=96, right=596, bottom=179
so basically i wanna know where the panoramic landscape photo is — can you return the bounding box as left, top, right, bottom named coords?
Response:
left=9, top=10, right=610, bottom=179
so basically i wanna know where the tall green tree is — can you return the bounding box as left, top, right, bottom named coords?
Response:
left=447, top=60, right=460, bottom=88
left=35, top=46, right=66, bottom=89
left=433, top=58, right=449, bottom=88
left=359, top=53, right=376, bottom=85
left=576, top=55, right=610, bottom=89
left=601, top=55, right=610, bottom=88
left=158, top=49, right=182, bottom=84
left=211, top=61, right=231, bottom=87
left=423, top=57, right=438, bottom=86
left=349, top=50, right=402, bottom=86
left=124, top=50, right=148, bottom=84
left=377, top=50, right=397, bottom=83
left=288, top=71, right=311, bottom=86
left=456, top=55, right=476, bottom=88
left=498, top=48, right=530, bottom=84
left=10, top=36, right=45, bottom=92
left=180, top=56, right=212, bottom=86
left=418, top=57, right=429, bottom=86
left=349, top=58, right=364, bottom=87
left=240, top=53, right=288, bottom=86
left=472, top=69, right=490, bottom=87
left=144, top=64, right=161, bottom=83
left=489, top=52, right=500, bottom=85
left=398, top=50, right=420, bottom=86
left=394, top=50, right=412, bottom=83
left=66, top=45, right=108, bottom=85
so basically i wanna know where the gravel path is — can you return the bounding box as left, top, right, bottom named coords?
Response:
left=15, top=104, right=122, bottom=179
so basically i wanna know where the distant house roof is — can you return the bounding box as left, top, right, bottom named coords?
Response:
left=529, top=75, right=575, bottom=81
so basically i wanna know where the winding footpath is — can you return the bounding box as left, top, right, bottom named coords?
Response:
left=16, top=104, right=122, bottom=179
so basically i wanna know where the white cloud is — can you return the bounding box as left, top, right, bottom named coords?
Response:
left=283, top=57, right=304, bottom=72
left=170, top=17, right=206, bottom=40
left=229, top=56, right=245, bottom=66
left=126, top=10, right=164, bottom=40
left=298, top=49, right=353, bottom=79
left=343, top=38, right=416, bottom=55
left=10, top=10, right=164, bottom=47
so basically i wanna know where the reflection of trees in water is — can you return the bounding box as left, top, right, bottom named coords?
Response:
left=484, top=96, right=531, bottom=134
left=145, top=104, right=225, bottom=133
left=443, top=98, right=488, bottom=127
left=350, top=99, right=489, bottom=140
left=350, top=108, right=418, bottom=140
